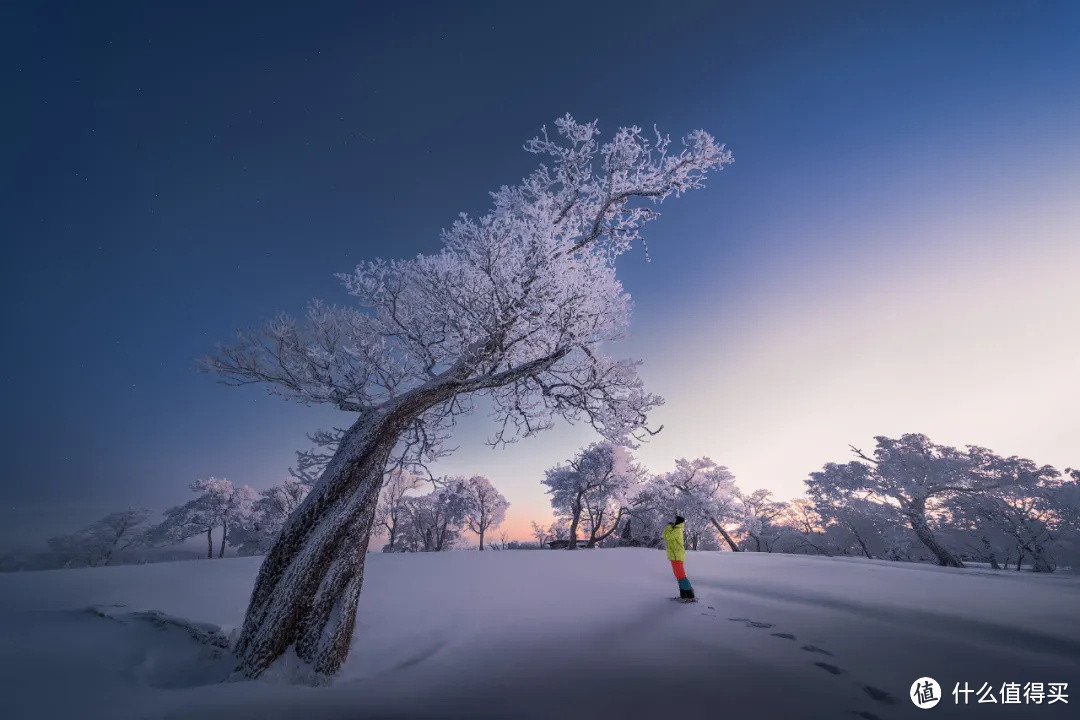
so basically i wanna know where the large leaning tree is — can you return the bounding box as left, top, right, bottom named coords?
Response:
left=807, top=434, right=1052, bottom=568
left=204, top=115, right=731, bottom=679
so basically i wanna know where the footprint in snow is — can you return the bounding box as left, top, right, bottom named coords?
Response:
left=713, top=612, right=891, bottom=714
left=813, top=662, right=845, bottom=676
left=801, top=644, right=833, bottom=656
left=861, top=685, right=897, bottom=705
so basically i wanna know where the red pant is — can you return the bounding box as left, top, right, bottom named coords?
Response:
left=670, top=560, right=694, bottom=595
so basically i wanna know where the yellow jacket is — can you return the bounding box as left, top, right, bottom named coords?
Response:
left=661, top=521, right=686, bottom=561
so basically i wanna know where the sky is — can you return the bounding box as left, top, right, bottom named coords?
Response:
left=3, top=1, right=1079, bottom=547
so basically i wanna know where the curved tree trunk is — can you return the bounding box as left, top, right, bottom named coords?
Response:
left=233, top=389, right=450, bottom=680
left=586, top=508, right=624, bottom=548
left=566, top=503, right=581, bottom=550
left=709, top=517, right=741, bottom=552
left=851, top=529, right=874, bottom=559
left=905, top=502, right=964, bottom=568
left=1029, top=541, right=1055, bottom=573
left=219, top=522, right=228, bottom=558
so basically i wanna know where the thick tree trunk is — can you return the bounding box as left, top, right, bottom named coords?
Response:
left=905, top=502, right=964, bottom=568
left=1030, top=544, right=1055, bottom=573
left=479, top=527, right=485, bottom=551
left=206, top=528, right=213, bottom=559
left=566, top=506, right=581, bottom=550
left=233, top=390, right=449, bottom=680
left=219, top=522, right=228, bottom=558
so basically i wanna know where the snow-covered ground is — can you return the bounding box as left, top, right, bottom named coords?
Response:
left=1, top=550, right=1077, bottom=720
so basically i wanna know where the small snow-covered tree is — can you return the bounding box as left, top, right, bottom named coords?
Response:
left=46, top=508, right=151, bottom=567
left=458, top=475, right=510, bottom=551
left=203, top=115, right=730, bottom=677
left=531, top=520, right=550, bottom=549
left=375, top=471, right=424, bottom=552
left=397, top=482, right=471, bottom=552
left=232, top=480, right=310, bottom=556
left=543, top=442, right=634, bottom=549
left=549, top=518, right=570, bottom=544
left=148, top=478, right=254, bottom=559
left=199, top=477, right=256, bottom=558
left=149, top=491, right=218, bottom=559
left=662, top=458, right=741, bottom=551
left=581, top=446, right=639, bottom=547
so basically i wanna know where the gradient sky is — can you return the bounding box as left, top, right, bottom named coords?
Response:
left=4, top=1, right=1079, bottom=547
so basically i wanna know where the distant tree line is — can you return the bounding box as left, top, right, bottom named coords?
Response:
left=1, top=430, right=510, bottom=571
left=537, top=434, right=1080, bottom=573
left=4, top=431, right=1076, bottom=573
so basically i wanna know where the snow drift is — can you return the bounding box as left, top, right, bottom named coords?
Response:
left=1, top=549, right=1077, bottom=719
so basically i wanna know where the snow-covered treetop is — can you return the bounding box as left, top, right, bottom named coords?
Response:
left=204, top=116, right=731, bottom=455
left=663, top=457, right=737, bottom=516
left=811, top=434, right=1060, bottom=507
left=543, top=441, right=639, bottom=510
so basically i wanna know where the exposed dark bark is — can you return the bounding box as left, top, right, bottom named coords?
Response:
left=219, top=522, right=228, bottom=558
left=708, top=517, right=741, bottom=552
left=981, top=537, right=1001, bottom=570
left=586, top=507, right=624, bottom=548
left=905, top=500, right=963, bottom=568
left=851, top=529, right=874, bottom=559
left=566, top=496, right=583, bottom=550
left=233, top=386, right=453, bottom=679
left=206, top=528, right=213, bottom=559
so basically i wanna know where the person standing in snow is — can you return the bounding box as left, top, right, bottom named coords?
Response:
left=662, top=516, right=695, bottom=601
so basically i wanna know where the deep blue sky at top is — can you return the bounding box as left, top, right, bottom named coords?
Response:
left=3, top=1, right=1078, bottom=543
